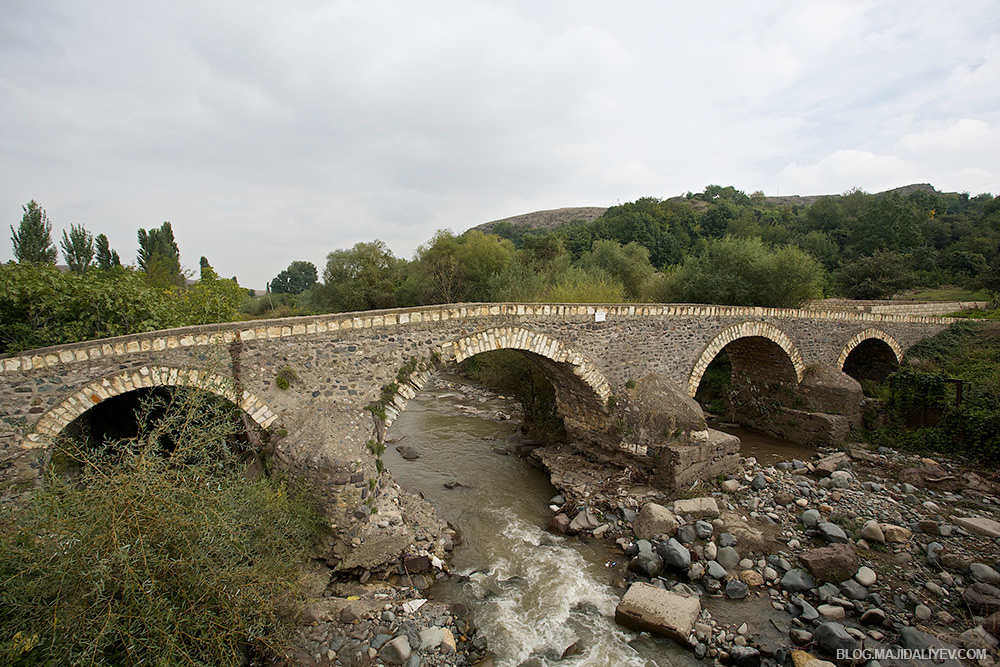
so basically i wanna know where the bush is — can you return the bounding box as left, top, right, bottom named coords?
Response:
left=0, top=389, right=323, bottom=666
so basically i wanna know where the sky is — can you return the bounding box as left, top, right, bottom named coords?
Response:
left=2, top=1, right=999, bottom=288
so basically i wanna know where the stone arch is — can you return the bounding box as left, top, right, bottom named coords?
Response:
left=688, top=321, right=805, bottom=397
left=838, top=328, right=903, bottom=383
left=24, top=366, right=277, bottom=449
left=380, top=327, right=612, bottom=436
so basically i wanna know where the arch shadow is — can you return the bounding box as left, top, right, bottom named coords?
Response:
left=688, top=321, right=805, bottom=397
left=838, top=328, right=903, bottom=384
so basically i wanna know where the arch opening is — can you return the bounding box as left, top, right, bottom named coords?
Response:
left=839, top=331, right=902, bottom=387
left=691, top=336, right=800, bottom=420
left=688, top=321, right=805, bottom=398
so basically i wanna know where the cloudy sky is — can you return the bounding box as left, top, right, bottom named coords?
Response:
left=2, top=1, right=998, bottom=287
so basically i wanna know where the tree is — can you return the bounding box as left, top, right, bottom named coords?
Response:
left=95, top=234, right=121, bottom=269
left=11, top=200, right=57, bottom=264
left=835, top=250, right=914, bottom=299
left=578, top=239, right=654, bottom=299
left=269, top=261, right=318, bottom=294
left=137, top=222, right=183, bottom=289
left=654, top=236, right=825, bottom=308
left=408, top=230, right=514, bottom=304
left=314, top=240, right=404, bottom=312
left=60, top=224, right=94, bottom=274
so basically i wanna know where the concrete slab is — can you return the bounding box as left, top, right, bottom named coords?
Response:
left=615, top=582, right=701, bottom=644
left=673, top=497, right=720, bottom=518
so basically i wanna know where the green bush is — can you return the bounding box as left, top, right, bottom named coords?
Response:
left=0, top=389, right=323, bottom=666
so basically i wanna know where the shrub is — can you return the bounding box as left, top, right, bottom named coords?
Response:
left=0, top=389, right=323, bottom=666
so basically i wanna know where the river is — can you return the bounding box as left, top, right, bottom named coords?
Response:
left=383, top=375, right=700, bottom=667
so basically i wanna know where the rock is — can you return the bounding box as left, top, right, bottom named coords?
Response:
left=379, top=636, right=411, bottom=665
left=817, top=604, right=845, bottom=620
left=547, top=513, right=571, bottom=535
left=706, top=561, right=728, bottom=579
left=657, top=538, right=692, bottom=570
left=861, top=608, right=886, bottom=625
left=959, top=626, right=998, bottom=651
left=718, top=532, right=737, bottom=548
left=790, top=630, right=813, bottom=646
left=396, top=444, right=420, bottom=459
left=954, top=516, right=1000, bottom=538
left=800, top=509, right=822, bottom=528
left=751, top=472, right=768, bottom=490
left=813, top=453, right=848, bottom=477
left=774, top=490, right=795, bottom=505
left=717, top=546, right=741, bottom=570
left=962, top=582, right=1000, bottom=615
left=629, top=552, right=664, bottom=578
left=729, top=645, right=761, bottom=667
left=915, top=604, right=931, bottom=621
left=970, top=563, right=1000, bottom=585
left=726, top=580, right=750, bottom=599
left=880, top=523, right=912, bottom=543
left=855, top=566, right=877, bottom=587
left=983, top=611, right=1000, bottom=637
left=615, top=582, right=702, bottom=644
left=633, top=503, right=679, bottom=539
left=676, top=524, right=697, bottom=544
left=829, top=470, right=853, bottom=488
left=704, top=542, right=718, bottom=561
left=722, top=479, right=741, bottom=493
left=569, top=507, right=601, bottom=533
left=694, top=520, right=714, bottom=539
left=791, top=649, right=816, bottom=667
left=860, top=520, right=885, bottom=544
left=839, top=579, right=868, bottom=601
left=789, top=597, right=819, bottom=622
left=817, top=522, right=849, bottom=544
left=687, top=563, right=705, bottom=580
left=812, top=622, right=859, bottom=656
left=339, top=604, right=361, bottom=624
left=799, top=543, right=858, bottom=583
left=673, top=497, right=720, bottom=518
left=419, top=627, right=445, bottom=650
left=739, top=570, right=764, bottom=587
left=780, top=569, right=817, bottom=594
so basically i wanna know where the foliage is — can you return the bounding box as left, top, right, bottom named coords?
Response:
left=836, top=250, right=914, bottom=299
left=179, top=264, right=246, bottom=325
left=60, top=224, right=94, bottom=274
left=407, top=230, right=515, bottom=304
left=10, top=200, right=57, bottom=264
left=540, top=266, right=626, bottom=303
left=0, top=387, right=324, bottom=666
left=314, top=240, right=403, bottom=312
left=270, top=260, right=318, bottom=295
left=94, top=233, right=121, bottom=269
left=654, top=236, right=824, bottom=307
left=275, top=366, right=297, bottom=390
left=578, top=239, right=654, bottom=300
left=137, top=221, right=184, bottom=289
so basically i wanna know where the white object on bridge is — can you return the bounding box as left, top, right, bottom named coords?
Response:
left=595, top=310, right=606, bottom=322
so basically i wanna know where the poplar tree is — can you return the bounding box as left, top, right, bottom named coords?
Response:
left=11, top=200, right=57, bottom=264
left=61, top=224, right=95, bottom=274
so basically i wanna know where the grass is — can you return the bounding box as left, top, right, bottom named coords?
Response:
left=899, top=286, right=990, bottom=301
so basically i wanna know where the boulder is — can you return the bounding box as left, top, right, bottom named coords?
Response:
left=379, top=636, right=411, bottom=665
left=673, top=497, right=720, bottom=518
left=717, top=546, right=741, bottom=570
left=629, top=552, right=664, bottom=579
left=547, top=513, right=571, bottom=535
left=954, top=516, right=1000, bottom=539
left=800, top=509, right=822, bottom=528
left=962, top=582, right=1000, bottom=615
left=879, top=523, right=912, bottom=544
left=657, top=538, right=692, bottom=570
left=569, top=507, right=601, bottom=533
left=780, top=569, right=817, bottom=594
left=860, top=520, right=885, bottom=544
left=816, top=522, right=849, bottom=544
left=813, top=452, right=849, bottom=478
left=615, top=582, right=701, bottom=644
left=633, top=503, right=679, bottom=539
left=799, top=543, right=858, bottom=583
left=812, top=622, right=859, bottom=656
left=970, top=563, right=1000, bottom=585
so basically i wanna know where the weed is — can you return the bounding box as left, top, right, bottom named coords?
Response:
left=275, top=365, right=297, bottom=390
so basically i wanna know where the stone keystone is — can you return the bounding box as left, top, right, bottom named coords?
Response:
left=673, top=497, right=720, bottom=518
left=615, top=582, right=701, bottom=644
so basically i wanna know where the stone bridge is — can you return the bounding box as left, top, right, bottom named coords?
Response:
left=1, top=302, right=952, bottom=554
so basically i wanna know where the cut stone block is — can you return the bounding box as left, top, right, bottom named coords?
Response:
left=615, top=582, right=701, bottom=644
left=673, top=497, right=720, bottom=518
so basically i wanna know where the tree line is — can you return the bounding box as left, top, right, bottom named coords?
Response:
left=6, top=185, right=1000, bottom=354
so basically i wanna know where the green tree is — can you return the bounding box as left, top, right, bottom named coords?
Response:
left=408, top=230, right=514, bottom=304
left=578, top=239, right=654, bottom=299
left=835, top=250, right=914, bottom=299
left=314, top=240, right=403, bottom=312
left=94, top=234, right=121, bottom=269
left=137, top=222, right=184, bottom=289
left=654, top=236, right=825, bottom=308
left=11, top=200, right=57, bottom=264
left=60, top=223, right=94, bottom=274
left=269, top=261, right=318, bottom=294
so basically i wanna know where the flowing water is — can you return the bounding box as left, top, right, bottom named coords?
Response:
left=384, top=375, right=699, bottom=667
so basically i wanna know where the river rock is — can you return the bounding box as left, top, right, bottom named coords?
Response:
left=395, top=444, right=420, bottom=460
left=717, top=546, right=741, bottom=570
left=739, top=570, right=764, bottom=587
left=780, top=569, right=817, bottom=594
left=615, top=582, right=701, bottom=644
left=547, top=513, right=570, bottom=535
left=658, top=538, right=692, bottom=570
left=855, top=566, right=877, bottom=587
left=673, top=497, right=720, bottom=518
left=705, top=542, right=718, bottom=561
left=800, top=511, right=823, bottom=532
left=706, top=561, right=728, bottom=579
left=829, top=470, right=853, bottom=488
left=962, top=582, right=1000, bottom=615
left=839, top=579, right=868, bottom=601
left=800, top=543, right=857, bottom=582
left=751, top=472, right=768, bottom=490
left=860, top=608, right=886, bottom=626
left=694, top=520, right=714, bottom=539
left=726, top=580, right=749, bottom=599
left=816, top=522, right=849, bottom=544
left=817, top=604, right=845, bottom=620
left=633, top=503, right=679, bottom=539
left=880, top=523, right=912, bottom=543
left=813, top=453, right=847, bottom=477
left=789, top=597, right=819, bottom=621
left=728, top=645, right=761, bottom=667
left=419, top=627, right=445, bottom=650
left=722, top=479, right=741, bottom=493
left=379, top=636, right=411, bottom=665
left=718, top=532, right=737, bottom=548
left=812, top=622, right=859, bottom=656
left=676, top=524, right=697, bottom=544
left=629, top=552, right=664, bottom=579
left=984, top=611, right=1000, bottom=637
left=569, top=507, right=601, bottom=533
left=971, top=563, right=1000, bottom=585
left=860, top=520, right=885, bottom=544
left=954, top=516, right=1000, bottom=538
